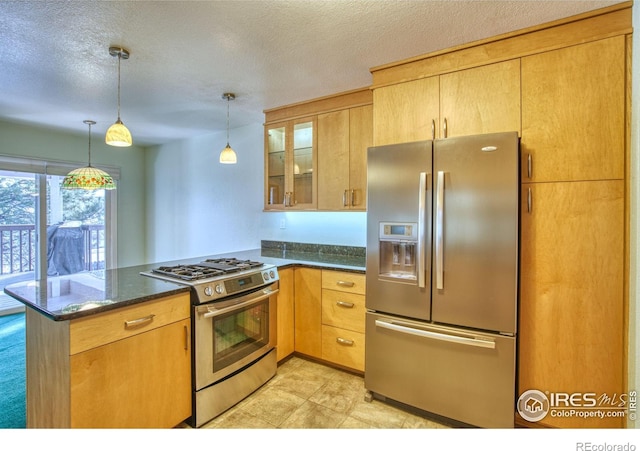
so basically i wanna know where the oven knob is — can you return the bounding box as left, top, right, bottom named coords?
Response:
left=215, top=284, right=224, bottom=295
left=269, top=270, right=276, bottom=279
left=263, top=272, right=269, bottom=281
left=204, top=286, right=213, bottom=297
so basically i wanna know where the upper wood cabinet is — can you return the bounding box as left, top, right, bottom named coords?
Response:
left=521, top=36, right=626, bottom=183
left=265, top=117, right=317, bottom=210
left=264, top=88, right=372, bottom=211
left=317, top=104, right=372, bottom=210
left=373, top=76, right=439, bottom=146
left=373, top=59, right=521, bottom=146
left=439, top=59, right=521, bottom=139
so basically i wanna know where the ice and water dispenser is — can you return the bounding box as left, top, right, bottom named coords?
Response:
left=378, top=222, right=418, bottom=283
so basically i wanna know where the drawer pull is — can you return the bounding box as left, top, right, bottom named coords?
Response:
left=336, top=280, right=355, bottom=288
left=336, top=301, right=354, bottom=308
left=336, top=337, right=354, bottom=346
left=124, top=314, right=155, bottom=329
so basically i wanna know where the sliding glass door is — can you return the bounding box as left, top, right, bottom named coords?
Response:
left=0, top=158, right=117, bottom=312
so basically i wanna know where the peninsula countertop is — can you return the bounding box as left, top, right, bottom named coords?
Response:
left=3, top=248, right=365, bottom=321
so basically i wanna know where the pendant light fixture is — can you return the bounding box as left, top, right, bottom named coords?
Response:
left=219, top=93, right=237, bottom=164
left=63, top=120, right=116, bottom=190
left=105, top=46, right=132, bottom=147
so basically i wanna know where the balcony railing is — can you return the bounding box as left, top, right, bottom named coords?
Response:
left=0, top=224, right=105, bottom=275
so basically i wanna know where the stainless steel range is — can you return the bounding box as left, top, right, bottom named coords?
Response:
left=141, top=258, right=279, bottom=427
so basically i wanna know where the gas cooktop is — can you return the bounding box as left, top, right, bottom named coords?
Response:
left=140, top=257, right=279, bottom=303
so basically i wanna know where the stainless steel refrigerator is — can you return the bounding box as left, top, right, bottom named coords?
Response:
left=364, top=132, right=519, bottom=428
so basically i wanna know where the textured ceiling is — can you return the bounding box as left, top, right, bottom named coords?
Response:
left=0, top=0, right=625, bottom=146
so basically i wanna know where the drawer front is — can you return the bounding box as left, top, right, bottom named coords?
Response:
left=321, top=324, right=365, bottom=372
left=70, top=293, right=191, bottom=355
left=322, top=270, right=366, bottom=295
left=321, top=289, right=365, bottom=333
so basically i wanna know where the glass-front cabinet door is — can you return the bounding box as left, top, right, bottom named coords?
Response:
left=264, top=117, right=316, bottom=210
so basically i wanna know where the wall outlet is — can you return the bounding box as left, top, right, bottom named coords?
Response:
left=279, top=219, right=286, bottom=229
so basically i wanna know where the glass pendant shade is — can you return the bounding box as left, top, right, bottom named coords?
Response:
left=63, top=120, right=116, bottom=190
left=62, top=166, right=116, bottom=190
left=105, top=119, right=132, bottom=147
left=219, top=143, right=237, bottom=164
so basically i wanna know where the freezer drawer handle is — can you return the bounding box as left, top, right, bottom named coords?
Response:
left=336, top=300, right=355, bottom=308
left=375, top=319, right=496, bottom=349
left=336, top=337, right=354, bottom=346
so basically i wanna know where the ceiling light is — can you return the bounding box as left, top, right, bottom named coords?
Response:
left=220, top=93, right=237, bottom=164
left=105, top=46, right=132, bottom=147
left=62, top=120, right=116, bottom=190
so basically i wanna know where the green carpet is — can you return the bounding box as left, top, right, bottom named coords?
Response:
left=0, top=312, right=26, bottom=428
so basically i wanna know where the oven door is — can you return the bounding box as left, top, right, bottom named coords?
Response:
left=194, top=285, right=278, bottom=391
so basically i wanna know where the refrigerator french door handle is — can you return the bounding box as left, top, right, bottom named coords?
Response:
left=435, top=171, right=445, bottom=289
left=418, top=172, right=427, bottom=288
left=374, top=319, right=496, bottom=349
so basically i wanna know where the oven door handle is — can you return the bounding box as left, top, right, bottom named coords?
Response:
left=198, top=288, right=279, bottom=318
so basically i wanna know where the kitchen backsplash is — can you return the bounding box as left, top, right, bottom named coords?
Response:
left=261, top=240, right=366, bottom=268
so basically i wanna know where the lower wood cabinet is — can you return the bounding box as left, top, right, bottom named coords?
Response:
left=26, top=292, right=192, bottom=428
left=518, top=180, right=624, bottom=428
left=276, top=267, right=295, bottom=361
left=293, top=267, right=365, bottom=372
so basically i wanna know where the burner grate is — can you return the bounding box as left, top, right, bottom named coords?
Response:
left=201, top=258, right=264, bottom=273
left=152, top=265, right=225, bottom=281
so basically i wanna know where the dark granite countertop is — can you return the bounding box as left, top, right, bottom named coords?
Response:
left=3, top=245, right=365, bottom=322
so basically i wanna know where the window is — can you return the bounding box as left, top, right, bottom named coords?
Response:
left=0, top=155, right=118, bottom=307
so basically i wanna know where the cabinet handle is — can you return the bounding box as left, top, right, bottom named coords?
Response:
left=343, top=190, right=348, bottom=207
left=350, top=189, right=355, bottom=207
left=431, top=119, right=435, bottom=140
left=527, top=153, right=532, bottom=179
left=124, top=314, right=155, bottom=329
left=443, top=118, right=448, bottom=138
left=336, top=300, right=355, bottom=308
left=527, top=187, right=532, bottom=213
left=184, top=325, right=189, bottom=351
left=337, top=280, right=355, bottom=288
left=336, top=337, right=354, bottom=346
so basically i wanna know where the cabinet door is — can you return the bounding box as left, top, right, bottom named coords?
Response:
left=519, top=180, right=624, bottom=428
left=294, top=267, right=322, bottom=358
left=291, top=117, right=317, bottom=209
left=521, top=36, right=625, bottom=182
left=276, top=268, right=295, bottom=361
left=440, top=59, right=521, bottom=138
left=373, top=76, right=439, bottom=146
left=70, top=318, right=191, bottom=428
left=318, top=109, right=350, bottom=210
left=265, top=122, right=287, bottom=209
left=349, top=104, right=372, bottom=210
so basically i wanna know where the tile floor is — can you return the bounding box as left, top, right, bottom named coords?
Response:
left=197, top=355, right=452, bottom=429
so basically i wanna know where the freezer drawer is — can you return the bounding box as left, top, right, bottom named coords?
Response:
left=364, top=312, right=516, bottom=428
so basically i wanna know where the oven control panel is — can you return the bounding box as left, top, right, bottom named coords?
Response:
left=194, top=265, right=279, bottom=303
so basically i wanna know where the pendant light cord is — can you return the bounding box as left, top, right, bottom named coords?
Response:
left=117, top=53, right=122, bottom=121
left=87, top=122, right=93, bottom=167
left=226, top=96, right=230, bottom=146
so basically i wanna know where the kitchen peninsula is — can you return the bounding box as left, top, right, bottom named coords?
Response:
left=4, top=243, right=365, bottom=428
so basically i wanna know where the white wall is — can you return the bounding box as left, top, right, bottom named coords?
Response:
left=144, top=123, right=264, bottom=263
